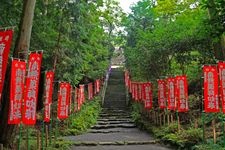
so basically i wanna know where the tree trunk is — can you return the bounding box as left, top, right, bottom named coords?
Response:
left=207, top=0, right=225, bottom=60
left=0, top=0, right=36, bottom=147
left=14, top=0, right=36, bottom=59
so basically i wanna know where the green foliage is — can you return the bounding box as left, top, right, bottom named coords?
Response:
left=123, top=0, right=213, bottom=81
left=131, top=102, right=203, bottom=149
left=201, top=0, right=225, bottom=38
left=131, top=102, right=142, bottom=123
left=65, top=96, right=102, bottom=135
left=1, top=0, right=124, bottom=85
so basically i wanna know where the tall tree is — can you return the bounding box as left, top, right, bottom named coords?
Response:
left=0, top=0, right=36, bottom=147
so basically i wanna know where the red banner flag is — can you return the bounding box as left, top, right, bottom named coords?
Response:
left=76, top=87, right=81, bottom=111
left=218, top=62, right=225, bottom=113
left=8, top=59, right=26, bottom=124
left=22, top=52, right=42, bottom=125
left=143, top=82, right=153, bottom=109
left=131, top=82, right=135, bottom=99
left=95, top=79, right=100, bottom=94
left=203, top=65, right=219, bottom=113
left=44, top=71, right=54, bottom=104
left=128, top=78, right=132, bottom=93
left=44, top=71, right=54, bottom=122
left=176, top=75, right=188, bottom=112
left=57, top=82, right=70, bottom=120
left=158, top=80, right=167, bottom=109
left=167, top=77, right=176, bottom=110
left=134, top=83, right=138, bottom=101
left=88, top=83, right=93, bottom=100
left=80, top=84, right=85, bottom=104
left=138, top=83, right=142, bottom=100
left=125, top=71, right=129, bottom=87
left=0, top=30, right=13, bottom=100
left=44, top=104, right=51, bottom=122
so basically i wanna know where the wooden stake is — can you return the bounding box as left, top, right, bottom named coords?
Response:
left=194, top=119, right=198, bottom=128
left=177, top=112, right=180, bottom=132
left=26, top=127, right=30, bottom=150
left=163, top=113, right=166, bottom=125
left=45, top=125, right=48, bottom=147
left=212, top=118, right=216, bottom=144
left=159, top=113, right=162, bottom=126
left=171, top=113, right=174, bottom=123
left=37, top=129, right=40, bottom=150
left=167, top=110, right=170, bottom=125
left=202, top=112, right=206, bottom=143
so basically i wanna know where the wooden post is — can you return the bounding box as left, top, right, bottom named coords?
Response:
left=37, top=129, right=40, bottom=150
left=171, top=113, right=174, bottom=123
left=163, top=113, right=166, bottom=125
left=26, top=127, right=30, bottom=150
left=194, top=119, right=198, bottom=128
left=177, top=111, right=180, bottom=132
left=159, top=113, right=162, bottom=126
left=202, top=112, right=206, bottom=143
left=0, top=144, right=3, bottom=150
left=167, top=111, right=170, bottom=125
left=45, top=125, right=48, bottom=147
left=212, top=118, right=216, bottom=144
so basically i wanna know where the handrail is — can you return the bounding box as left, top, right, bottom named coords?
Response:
left=101, top=66, right=111, bottom=106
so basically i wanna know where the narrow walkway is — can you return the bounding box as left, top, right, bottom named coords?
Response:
left=68, top=68, right=171, bottom=150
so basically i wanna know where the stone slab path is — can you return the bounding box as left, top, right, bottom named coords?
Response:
left=67, top=68, right=172, bottom=150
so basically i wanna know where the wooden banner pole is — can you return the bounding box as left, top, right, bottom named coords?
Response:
left=37, top=127, right=40, bottom=150
left=212, top=118, right=216, bottom=144
left=202, top=112, right=205, bottom=143
left=18, top=124, right=22, bottom=150
left=223, top=122, right=225, bottom=147
left=45, top=124, right=48, bottom=148
left=26, top=127, right=30, bottom=150
left=177, top=111, right=180, bottom=132
left=41, top=122, right=45, bottom=150
left=167, top=109, right=170, bottom=125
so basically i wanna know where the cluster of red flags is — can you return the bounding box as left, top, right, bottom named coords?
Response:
left=125, top=71, right=189, bottom=112
left=161, top=76, right=189, bottom=112
left=0, top=29, right=102, bottom=125
left=125, top=71, right=153, bottom=109
left=203, top=62, right=225, bottom=113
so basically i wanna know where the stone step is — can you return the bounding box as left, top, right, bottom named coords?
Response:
left=103, top=102, right=127, bottom=108
left=73, top=140, right=158, bottom=146
left=99, top=112, right=130, bottom=116
left=89, top=127, right=143, bottom=133
left=104, top=91, right=126, bottom=96
left=91, top=123, right=136, bottom=129
left=97, top=120, right=135, bottom=125
left=99, top=115, right=130, bottom=119
left=97, top=118, right=133, bottom=122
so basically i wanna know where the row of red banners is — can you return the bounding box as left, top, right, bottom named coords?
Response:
left=125, top=71, right=189, bottom=112
left=126, top=62, right=225, bottom=113
left=203, top=63, right=225, bottom=113
left=1, top=29, right=102, bottom=125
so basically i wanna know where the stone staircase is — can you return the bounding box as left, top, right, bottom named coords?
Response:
left=103, top=68, right=127, bottom=109
left=68, top=68, right=171, bottom=150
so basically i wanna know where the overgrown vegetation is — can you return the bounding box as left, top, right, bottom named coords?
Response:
left=131, top=102, right=225, bottom=149
left=17, top=96, right=102, bottom=150
left=61, top=96, right=102, bottom=136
